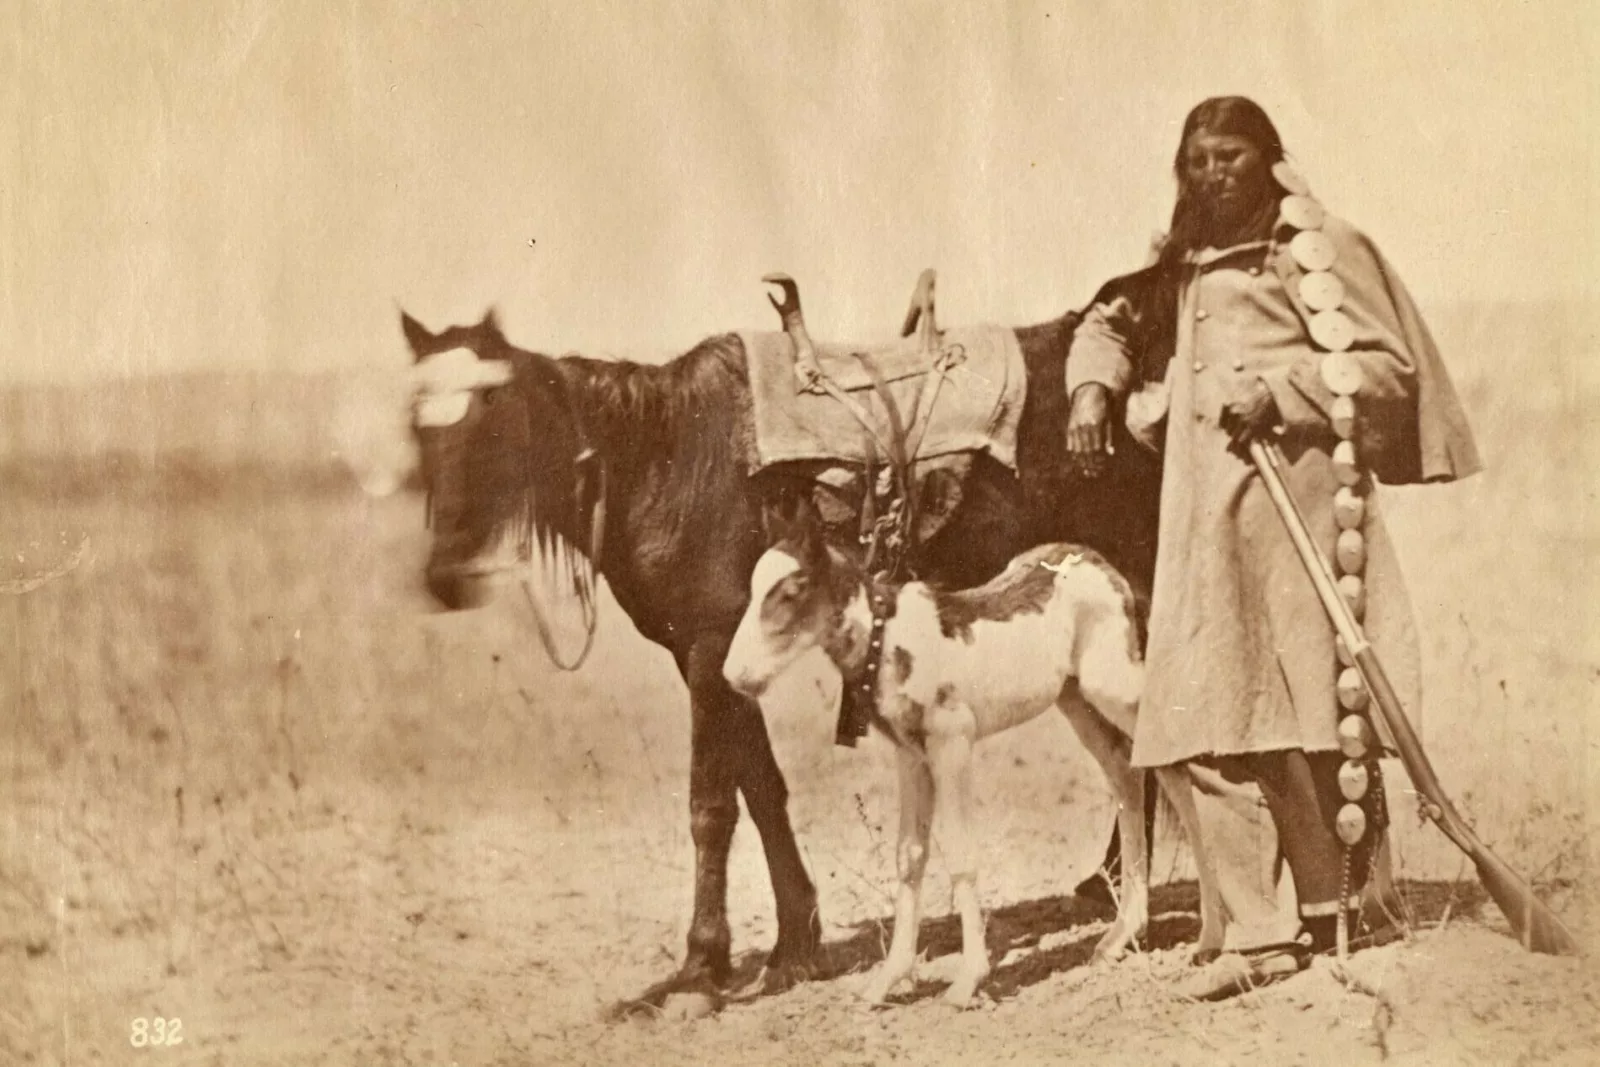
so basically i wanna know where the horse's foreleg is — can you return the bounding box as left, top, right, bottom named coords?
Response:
left=864, top=748, right=933, bottom=1005
left=612, top=638, right=739, bottom=1018
left=730, top=688, right=822, bottom=995
left=926, top=727, right=988, bottom=1009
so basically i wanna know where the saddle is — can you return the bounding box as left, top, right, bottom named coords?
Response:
left=742, top=270, right=1027, bottom=571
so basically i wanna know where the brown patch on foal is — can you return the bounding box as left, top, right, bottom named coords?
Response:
left=889, top=646, right=915, bottom=685
left=932, top=543, right=1071, bottom=642
left=931, top=542, right=1146, bottom=660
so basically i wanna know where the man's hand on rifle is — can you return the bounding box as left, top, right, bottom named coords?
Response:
left=1220, top=377, right=1281, bottom=453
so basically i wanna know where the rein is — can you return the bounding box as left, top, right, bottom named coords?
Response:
left=516, top=368, right=609, bottom=672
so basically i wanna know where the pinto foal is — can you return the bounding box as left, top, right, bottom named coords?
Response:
left=724, top=514, right=1225, bottom=1008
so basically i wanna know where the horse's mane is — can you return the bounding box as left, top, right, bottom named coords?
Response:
left=553, top=334, right=748, bottom=465
left=480, top=331, right=752, bottom=607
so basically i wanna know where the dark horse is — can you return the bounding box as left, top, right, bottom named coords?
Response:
left=401, top=292, right=1162, bottom=1013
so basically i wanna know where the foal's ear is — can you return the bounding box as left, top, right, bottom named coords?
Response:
left=760, top=495, right=795, bottom=545
left=760, top=485, right=814, bottom=545
left=791, top=499, right=828, bottom=568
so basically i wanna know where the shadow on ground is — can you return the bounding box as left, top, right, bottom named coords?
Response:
left=707, top=877, right=1494, bottom=1009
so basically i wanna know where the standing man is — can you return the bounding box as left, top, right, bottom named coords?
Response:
left=1065, top=97, right=1480, bottom=997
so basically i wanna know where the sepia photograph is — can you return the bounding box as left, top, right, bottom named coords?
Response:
left=4, top=2, right=1596, bottom=1063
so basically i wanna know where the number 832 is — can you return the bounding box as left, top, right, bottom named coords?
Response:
left=130, top=1017, right=183, bottom=1047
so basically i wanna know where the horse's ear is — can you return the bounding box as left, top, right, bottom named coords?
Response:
left=400, top=312, right=432, bottom=359
left=480, top=308, right=506, bottom=344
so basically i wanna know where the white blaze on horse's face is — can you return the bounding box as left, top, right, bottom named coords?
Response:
left=725, top=547, right=825, bottom=698
left=410, top=347, right=514, bottom=429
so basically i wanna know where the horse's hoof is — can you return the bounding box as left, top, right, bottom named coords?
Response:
left=605, top=971, right=725, bottom=1022
left=660, top=992, right=718, bottom=1022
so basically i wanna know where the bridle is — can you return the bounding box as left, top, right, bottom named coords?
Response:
left=420, top=353, right=609, bottom=673
left=514, top=363, right=608, bottom=672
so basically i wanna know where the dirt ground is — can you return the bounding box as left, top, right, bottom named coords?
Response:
left=5, top=760, right=1597, bottom=1067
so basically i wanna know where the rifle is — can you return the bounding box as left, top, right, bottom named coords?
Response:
left=1249, top=439, right=1580, bottom=956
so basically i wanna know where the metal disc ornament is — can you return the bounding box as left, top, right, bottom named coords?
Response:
left=1338, top=760, right=1370, bottom=802
left=1339, top=713, right=1374, bottom=758
left=1336, top=802, right=1368, bottom=845
left=1281, top=195, right=1326, bottom=232
left=1337, top=667, right=1370, bottom=712
left=1332, top=440, right=1362, bottom=486
left=1320, top=350, right=1363, bottom=395
left=1272, top=160, right=1311, bottom=196
left=1311, top=310, right=1356, bottom=353
left=1334, top=486, right=1366, bottom=529
left=1336, top=529, right=1367, bottom=574
left=1299, top=270, right=1346, bottom=312
left=1338, top=573, right=1367, bottom=620
left=1290, top=230, right=1337, bottom=273
left=1331, top=395, right=1358, bottom=439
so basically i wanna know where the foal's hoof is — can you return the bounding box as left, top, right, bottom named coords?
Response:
left=859, top=982, right=894, bottom=1007
left=942, top=979, right=985, bottom=1011
left=1091, top=933, right=1130, bottom=964
left=859, top=973, right=906, bottom=1007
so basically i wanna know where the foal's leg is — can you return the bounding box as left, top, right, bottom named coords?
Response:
left=1058, top=689, right=1150, bottom=962
left=863, top=747, right=933, bottom=1005
left=1153, top=764, right=1228, bottom=958
left=926, top=726, right=990, bottom=1008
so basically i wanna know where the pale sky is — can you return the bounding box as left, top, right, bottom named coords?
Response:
left=3, top=0, right=1595, bottom=383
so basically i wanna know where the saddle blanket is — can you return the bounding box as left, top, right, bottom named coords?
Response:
left=740, top=324, right=1026, bottom=473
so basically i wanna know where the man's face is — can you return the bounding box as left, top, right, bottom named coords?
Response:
left=1182, top=131, right=1269, bottom=228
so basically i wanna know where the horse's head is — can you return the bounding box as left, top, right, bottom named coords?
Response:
left=725, top=496, right=861, bottom=699
left=402, top=309, right=596, bottom=611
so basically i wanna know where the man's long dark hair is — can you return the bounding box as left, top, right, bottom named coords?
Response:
left=1158, top=96, right=1288, bottom=269
left=1115, top=97, right=1290, bottom=386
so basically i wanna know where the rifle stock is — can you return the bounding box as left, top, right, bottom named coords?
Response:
left=1250, top=441, right=1580, bottom=957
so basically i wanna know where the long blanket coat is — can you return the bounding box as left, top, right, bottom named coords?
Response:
left=1067, top=211, right=1481, bottom=769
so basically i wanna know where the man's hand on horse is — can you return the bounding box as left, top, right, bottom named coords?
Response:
left=1067, top=383, right=1113, bottom=477
left=1220, top=378, right=1281, bottom=451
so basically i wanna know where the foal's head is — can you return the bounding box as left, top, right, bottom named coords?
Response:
left=724, top=500, right=864, bottom=699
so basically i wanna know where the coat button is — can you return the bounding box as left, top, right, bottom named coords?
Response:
left=1231, top=358, right=1245, bottom=371
left=1192, top=360, right=1205, bottom=372
left=1248, top=266, right=1262, bottom=276
left=1196, top=309, right=1209, bottom=321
